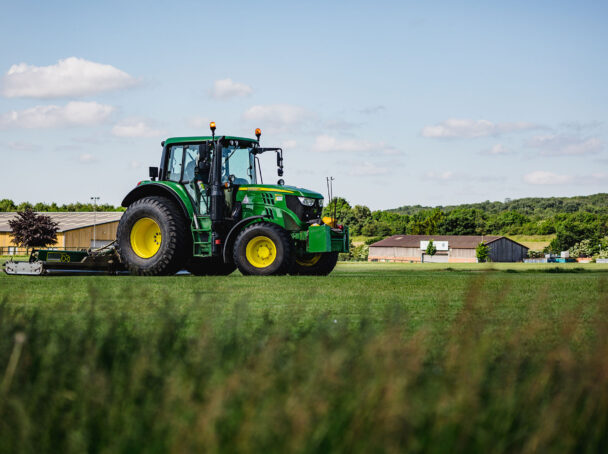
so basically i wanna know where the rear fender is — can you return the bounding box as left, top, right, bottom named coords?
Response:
left=121, top=182, right=194, bottom=221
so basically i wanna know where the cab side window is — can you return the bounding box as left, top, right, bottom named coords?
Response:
left=167, top=146, right=184, bottom=182
left=182, top=146, right=198, bottom=182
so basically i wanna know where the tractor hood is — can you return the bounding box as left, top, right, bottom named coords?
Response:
left=237, top=184, right=323, bottom=199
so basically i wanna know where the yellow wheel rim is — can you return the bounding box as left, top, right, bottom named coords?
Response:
left=296, top=253, right=322, bottom=267
left=130, top=217, right=162, bottom=258
left=245, top=236, right=277, bottom=268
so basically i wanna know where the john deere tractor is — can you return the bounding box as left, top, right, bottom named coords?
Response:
left=116, top=123, right=349, bottom=276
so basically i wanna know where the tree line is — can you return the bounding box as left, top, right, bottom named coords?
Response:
left=0, top=199, right=124, bottom=213
left=323, top=193, right=608, bottom=255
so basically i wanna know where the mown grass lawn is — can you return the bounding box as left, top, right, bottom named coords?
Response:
left=1, top=262, right=607, bottom=453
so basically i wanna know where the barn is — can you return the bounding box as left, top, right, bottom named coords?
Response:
left=0, top=212, right=123, bottom=254
left=368, top=235, right=528, bottom=263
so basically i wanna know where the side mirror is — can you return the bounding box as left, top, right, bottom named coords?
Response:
left=276, top=150, right=284, bottom=177
left=149, top=166, right=159, bottom=181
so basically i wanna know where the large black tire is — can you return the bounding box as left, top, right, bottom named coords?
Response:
left=116, top=196, right=190, bottom=276
left=233, top=223, right=294, bottom=276
left=187, top=257, right=236, bottom=276
left=289, top=252, right=339, bottom=276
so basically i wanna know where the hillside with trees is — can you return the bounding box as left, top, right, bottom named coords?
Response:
left=324, top=193, right=608, bottom=256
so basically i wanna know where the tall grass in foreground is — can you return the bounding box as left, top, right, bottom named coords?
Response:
left=0, top=277, right=607, bottom=454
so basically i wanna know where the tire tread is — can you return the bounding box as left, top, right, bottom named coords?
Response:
left=116, top=196, right=189, bottom=275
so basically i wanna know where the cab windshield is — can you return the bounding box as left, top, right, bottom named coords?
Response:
left=222, top=145, right=256, bottom=184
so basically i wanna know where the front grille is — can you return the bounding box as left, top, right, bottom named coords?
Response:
left=286, top=196, right=322, bottom=223
left=261, top=193, right=274, bottom=205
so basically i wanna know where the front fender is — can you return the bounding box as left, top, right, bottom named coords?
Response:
left=222, top=215, right=267, bottom=263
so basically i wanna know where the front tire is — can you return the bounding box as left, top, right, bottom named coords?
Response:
left=116, top=196, right=189, bottom=275
left=289, top=252, right=339, bottom=276
left=233, top=223, right=294, bottom=276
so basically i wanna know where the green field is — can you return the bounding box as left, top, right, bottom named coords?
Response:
left=1, top=262, right=607, bottom=452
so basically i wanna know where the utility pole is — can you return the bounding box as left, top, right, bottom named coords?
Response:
left=90, top=196, right=100, bottom=248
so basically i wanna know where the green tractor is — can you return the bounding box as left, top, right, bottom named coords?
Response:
left=116, top=123, right=349, bottom=276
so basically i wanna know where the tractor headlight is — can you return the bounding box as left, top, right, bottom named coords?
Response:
left=298, top=197, right=316, bottom=207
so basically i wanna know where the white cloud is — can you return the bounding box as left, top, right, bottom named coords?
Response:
left=2, top=57, right=139, bottom=98
left=359, top=105, right=386, bottom=115
left=422, top=118, right=539, bottom=138
left=425, top=170, right=456, bottom=181
left=111, top=119, right=164, bottom=138
left=481, top=144, right=511, bottom=155
left=210, top=78, right=252, bottom=99
left=558, top=121, right=603, bottom=132
left=242, top=104, right=313, bottom=132
left=0, top=102, right=114, bottom=129
left=281, top=139, right=297, bottom=149
left=312, top=134, right=398, bottom=154
left=348, top=162, right=389, bottom=176
left=527, top=134, right=603, bottom=155
left=3, top=141, right=36, bottom=152
left=188, top=116, right=210, bottom=129
left=79, top=153, right=96, bottom=163
left=523, top=170, right=573, bottom=185
left=590, top=172, right=608, bottom=181
left=129, top=160, right=142, bottom=169
left=324, top=119, right=358, bottom=131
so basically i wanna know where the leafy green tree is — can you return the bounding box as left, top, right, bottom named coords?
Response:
left=375, top=221, right=392, bottom=237
left=476, top=242, right=490, bottom=262
left=487, top=211, right=530, bottom=234
left=361, top=222, right=377, bottom=237
left=568, top=239, right=597, bottom=258
left=439, top=208, right=487, bottom=235
left=408, top=208, right=444, bottom=234
left=0, top=199, right=17, bottom=212
left=323, top=197, right=353, bottom=224
left=17, top=202, right=33, bottom=212
left=425, top=240, right=437, bottom=256
left=349, top=205, right=371, bottom=235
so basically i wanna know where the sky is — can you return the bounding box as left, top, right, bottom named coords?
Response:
left=0, top=0, right=606, bottom=210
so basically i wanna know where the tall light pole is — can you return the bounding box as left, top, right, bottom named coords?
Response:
left=91, top=196, right=100, bottom=248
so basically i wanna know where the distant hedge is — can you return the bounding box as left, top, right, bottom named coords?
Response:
left=0, top=199, right=124, bottom=212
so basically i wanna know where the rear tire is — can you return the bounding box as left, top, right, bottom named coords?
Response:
left=187, top=257, right=236, bottom=276
left=289, top=252, right=339, bottom=276
left=116, top=196, right=189, bottom=275
left=233, top=223, right=294, bottom=276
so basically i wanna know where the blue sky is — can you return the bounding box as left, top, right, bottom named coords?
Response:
left=0, top=0, right=606, bottom=209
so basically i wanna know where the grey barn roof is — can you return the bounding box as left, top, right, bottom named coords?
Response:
left=0, top=212, right=123, bottom=233
left=370, top=235, right=527, bottom=250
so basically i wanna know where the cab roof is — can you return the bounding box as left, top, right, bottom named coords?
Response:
left=164, top=136, right=257, bottom=146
